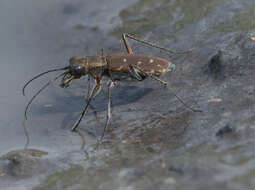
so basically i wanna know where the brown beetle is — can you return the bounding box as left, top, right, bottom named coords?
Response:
left=23, top=33, right=195, bottom=141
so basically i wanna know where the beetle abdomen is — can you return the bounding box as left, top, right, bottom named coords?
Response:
left=106, top=53, right=172, bottom=76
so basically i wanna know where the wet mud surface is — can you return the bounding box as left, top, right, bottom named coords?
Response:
left=0, top=0, right=255, bottom=189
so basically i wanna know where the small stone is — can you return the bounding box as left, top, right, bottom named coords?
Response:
left=216, top=125, right=234, bottom=137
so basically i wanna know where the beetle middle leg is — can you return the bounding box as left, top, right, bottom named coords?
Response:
left=99, top=80, right=114, bottom=142
left=71, top=77, right=102, bottom=131
left=85, top=75, right=99, bottom=120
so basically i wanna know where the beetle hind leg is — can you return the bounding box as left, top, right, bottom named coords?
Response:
left=122, top=33, right=133, bottom=54
left=150, top=75, right=168, bottom=86
left=129, top=65, right=147, bottom=81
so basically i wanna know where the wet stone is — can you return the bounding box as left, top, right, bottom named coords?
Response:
left=216, top=124, right=235, bottom=138
left=0, top=149, right=50, bottom=178
left=207, top=50, right=224, bottom=76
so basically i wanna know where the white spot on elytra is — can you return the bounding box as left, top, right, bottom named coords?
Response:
left=150, top=59, right=154, bottom=63
left=123, top=58, right=127, bottom=62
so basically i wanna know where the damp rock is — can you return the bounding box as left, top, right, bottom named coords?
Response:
left=204, top=50, right=225, bottom=78
left=215, top=125, right=235, bottom=138
left=0, top=149, right=51, bottom=178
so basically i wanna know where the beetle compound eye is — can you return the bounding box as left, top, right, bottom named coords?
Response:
left=77, top=65, right=83, bottom=70
left=70, top=64, right=84, bottom=77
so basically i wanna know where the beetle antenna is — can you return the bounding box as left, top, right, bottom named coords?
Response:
left=23, top=66, right=69, bottom=96
left=24, top=71, right=68, bottom=120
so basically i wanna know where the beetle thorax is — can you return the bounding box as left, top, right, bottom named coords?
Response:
left=86, top=56, right=107, bottom=68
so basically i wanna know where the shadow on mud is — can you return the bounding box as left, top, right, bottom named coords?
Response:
left=28, top=85, right=152, bottom=128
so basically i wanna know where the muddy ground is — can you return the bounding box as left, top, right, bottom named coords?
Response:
left=0, top=0, right=255, bottom=189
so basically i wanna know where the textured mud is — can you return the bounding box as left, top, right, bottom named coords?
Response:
left=1, top=0, right=255, bottom=189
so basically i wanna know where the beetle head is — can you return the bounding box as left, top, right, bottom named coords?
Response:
left=60, top=56, right=89, bottom=88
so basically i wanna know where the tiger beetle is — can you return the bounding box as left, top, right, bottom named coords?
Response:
left=23, top=33, right=198, bottom=142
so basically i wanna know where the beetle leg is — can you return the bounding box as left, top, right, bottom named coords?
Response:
left=150, top=75, right=168, bottom=85
left=150, top=75, right=202, bottom=112
left=99, top=80, right=114, bottom=142
left=123, top=33, right=193, bottom=55
left=128, top=65, right=147, bottom=81
left=129, top=65, right=143, bottom=81
left=146, top=73, right=201, bottom=113
left=132, top=65, right=200, bottom=112
left=122, top=33, right=133, bottom=54
left=71, top=77, right=102, bottom=131
left=85, top=75, right=99, bottom=120
left=86, top=75, right=91, bottom=99
left=101, top=48, right=106, bottom=57
left=130, top=65, right=168, bottom=85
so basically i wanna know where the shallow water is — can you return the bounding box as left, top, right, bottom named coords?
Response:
left=0, top=0, right=138, bottom=153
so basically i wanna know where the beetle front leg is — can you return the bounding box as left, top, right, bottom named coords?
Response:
left=71, top=77, right=102, bottom=131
